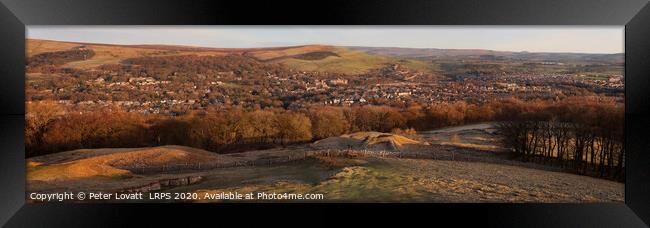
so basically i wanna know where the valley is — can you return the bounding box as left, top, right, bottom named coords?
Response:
left=24, top=36, right=625, bottom=203
left=26, top=39, right=623, bottom=114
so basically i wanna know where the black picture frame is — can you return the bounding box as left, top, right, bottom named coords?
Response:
left=1, top=0, right=649, bottom=227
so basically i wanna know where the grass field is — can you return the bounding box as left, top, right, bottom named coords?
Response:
left=190, top=157, right=623, bottom=202
left=26, top=145, right=230, bottom=181
left=277, top=47, right=434, bottom=75
left=27, top=39, right=81, bottom=56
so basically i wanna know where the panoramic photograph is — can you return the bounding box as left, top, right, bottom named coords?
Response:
left=25, top=26, right=624, bottom=203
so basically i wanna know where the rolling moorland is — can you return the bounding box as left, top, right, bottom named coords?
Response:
left=25, top=39, right=624, bottom=202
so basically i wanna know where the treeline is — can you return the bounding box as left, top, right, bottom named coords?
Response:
left=120, top=54, right=291, bottom=80
left=27, top=47, right=95, bottom=71
left=26, top=100, right=500, bottom=157
left=26, top=97, right=625, bottom=182
left=495, top=97, right=624, bottom=181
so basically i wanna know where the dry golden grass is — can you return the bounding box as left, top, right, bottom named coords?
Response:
left=27, top=39, right=80, bottom=56
left=359, top=133, right=427, bottom=147
left=192, top=158, right=624, bottom=203
left=193, top=165, right=412, bottom=202
left=312, top=131, right=429, bottom=152
left=28, top=40, right=336, bottom=69
left=27, top=145, right=226, bottom=182
left=28, top=162, right=132, bottom=182
left=26, top=39, right=433, bottom=75
left=27, top=39, right=232, bottom=69
left=345, top=132, right=429, bottom=147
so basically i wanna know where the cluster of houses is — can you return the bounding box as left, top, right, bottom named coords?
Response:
left=34, top=63, right=624, bottom=114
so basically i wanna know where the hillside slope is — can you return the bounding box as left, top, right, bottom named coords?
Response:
left=26, top=39, right=435, bottom=74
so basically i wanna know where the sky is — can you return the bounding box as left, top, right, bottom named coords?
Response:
left=27, top=26, right=624, bottom=54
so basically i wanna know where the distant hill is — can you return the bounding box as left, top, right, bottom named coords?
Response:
left=27, top=39, right=435, bottom=74
left=347, top=46, right=514, bottom=58
left=26, top=39, right=623, bottom=75
left=348, top=46, right=624, bottom=62
left=510, top=52, right=624, bottom=62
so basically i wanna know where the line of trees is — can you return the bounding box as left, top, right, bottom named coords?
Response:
left=26, top=99, right=497, bottom=157
left=27, top=47, right=95, bottom=72
left=26, top=96, right=625, bottom=181
left=495, top=97, right=624, bottom=181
